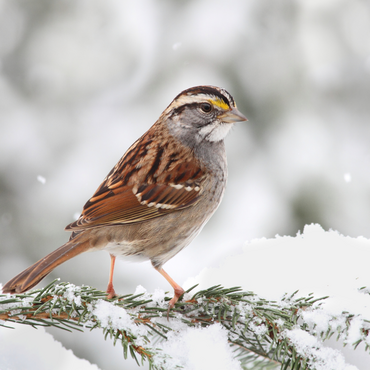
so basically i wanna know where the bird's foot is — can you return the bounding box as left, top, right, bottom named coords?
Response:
left=106, top=282, right=116, bottom=300
left=167, top=285, right=185, bottom=319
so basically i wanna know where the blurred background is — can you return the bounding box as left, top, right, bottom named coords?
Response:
left=1, top=0, right=370, bottom=369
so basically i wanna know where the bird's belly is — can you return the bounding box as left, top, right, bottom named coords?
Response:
left=101, top=215, right=207, bottom=267
left=89, top=177, right=225, bottom=267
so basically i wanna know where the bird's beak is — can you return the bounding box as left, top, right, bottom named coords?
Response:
left=218, top=107, right=248, bottom=123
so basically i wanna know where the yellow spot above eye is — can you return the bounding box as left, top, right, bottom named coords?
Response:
left=209, top=98, right=229, bottom=110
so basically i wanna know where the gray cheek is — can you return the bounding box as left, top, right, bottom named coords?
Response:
left=166, top=117, right=204, bottom=148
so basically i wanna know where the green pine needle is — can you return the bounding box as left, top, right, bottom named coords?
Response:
left=1, top=280, right=368, bottom=370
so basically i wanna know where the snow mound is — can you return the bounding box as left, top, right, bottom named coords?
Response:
left=185, top=224, right=370, bottom=320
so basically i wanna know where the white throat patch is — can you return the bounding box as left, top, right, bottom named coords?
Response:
left=199, top=122, right=233, bottom=142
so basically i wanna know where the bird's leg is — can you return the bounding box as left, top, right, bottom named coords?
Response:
left=106, top=254, right=116, bottom=299
left=155, top=266, right=184, bottom=316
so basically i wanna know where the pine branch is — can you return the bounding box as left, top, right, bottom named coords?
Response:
left=0, top=280, right=369, bottom=369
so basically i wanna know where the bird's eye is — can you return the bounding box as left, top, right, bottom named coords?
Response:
left=200, top=103, right=212, bottom=113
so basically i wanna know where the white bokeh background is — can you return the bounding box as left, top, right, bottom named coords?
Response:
left=1, top=1, right=370, bottom=369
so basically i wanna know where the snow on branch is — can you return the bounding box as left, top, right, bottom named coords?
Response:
left=0, top=280, right=369, bottom=369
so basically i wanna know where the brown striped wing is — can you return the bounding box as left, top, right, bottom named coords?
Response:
left=66, top=128, right=206, bottom=231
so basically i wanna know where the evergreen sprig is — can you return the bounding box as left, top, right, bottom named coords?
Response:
left=0, top=280, right=368, bottom=369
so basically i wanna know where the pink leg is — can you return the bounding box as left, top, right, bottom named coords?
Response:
left=106, top=254, right=116, bottom=299
left=155, top=267, right=185, bottom=310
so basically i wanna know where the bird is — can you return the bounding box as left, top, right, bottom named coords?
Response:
left=2, top=85, right=247, bottom=311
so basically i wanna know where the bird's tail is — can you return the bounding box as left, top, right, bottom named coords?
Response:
left=2, top=239, right=91, bottom=294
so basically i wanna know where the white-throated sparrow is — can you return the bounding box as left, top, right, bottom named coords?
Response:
left=3, top=85, right=247, bottom=310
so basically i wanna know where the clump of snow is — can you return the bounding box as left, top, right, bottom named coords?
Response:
left=185, top=224, right=370, bottom=320
left=62, top=284, right=82, bottom=306
left=154, top=323, right=242, bottom=370
left=0, top=289, right=34, bottom=322
left=133, top=285, right=147, bottom=295
left=150, top=288, right=170, bottom=308
left=182, top=224, right=370, bottom=369
left=301, top=307, right=370, bottom=349
left=91, top=300, right=149, bottom=346
left=302, top=309, right=339, bottom=335
left=344, top=316, right=367, bottom=345
left=284, top=328, right=358, bottom=370
left=0, top=289, right=34, bottom=312
left=133, top=284, right=173, bottom=313
left=0, top=324, right=101, bottom=370
left=249, top=317, right=268, bottom=337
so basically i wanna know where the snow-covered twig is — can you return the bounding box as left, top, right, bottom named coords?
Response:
left=0, top=280, right=369, bottom=369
